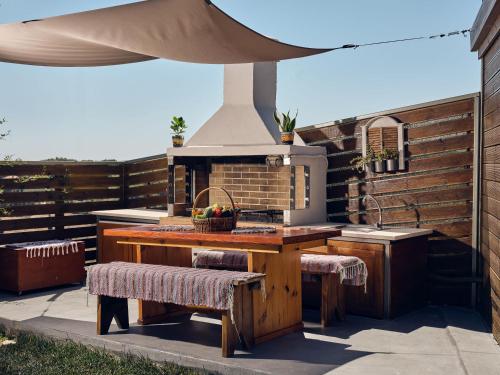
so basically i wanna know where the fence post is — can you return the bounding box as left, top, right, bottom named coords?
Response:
left=54, top=167, right=66, bottom=239
left=121, top=163, right=128, bottom=209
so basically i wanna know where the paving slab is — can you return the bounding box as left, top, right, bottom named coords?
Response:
left=0, top=286, right=499, bottom=375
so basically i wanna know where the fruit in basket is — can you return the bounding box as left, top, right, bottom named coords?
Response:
left=191, top=208, right=204, bottom=217
left=192, top=202, right=241, bottom=219
left=203, top=207, right=213, bottom=218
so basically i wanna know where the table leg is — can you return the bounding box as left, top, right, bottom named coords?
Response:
left=134, top=244, right=193, bottom=325
left=247, top=249, right=303, bottom=343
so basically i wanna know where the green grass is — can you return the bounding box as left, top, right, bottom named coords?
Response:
left=0, top=328, right=213, bottom=375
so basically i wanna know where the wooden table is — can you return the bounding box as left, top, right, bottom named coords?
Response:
left=103, top=225, right=340, bottom=343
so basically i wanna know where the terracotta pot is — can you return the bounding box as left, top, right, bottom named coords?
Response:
left=172, top=135, right=184, bottom=147
left=281, top=132, right=294, bottom=145
left=374, top=160, right=386, bottom=173
left=386, top=158, right=398, bottom=172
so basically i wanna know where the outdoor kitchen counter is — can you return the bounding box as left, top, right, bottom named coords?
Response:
left=103, top=224, right=340, bottom=344
left=91, top=209, right=169, bottom=224
left=294, top=222, right=432, bottom=241
left=300, top=223, right=431, bottom=319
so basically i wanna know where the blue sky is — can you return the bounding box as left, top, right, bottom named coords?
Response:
left=0, top=0, right=481, bottom=161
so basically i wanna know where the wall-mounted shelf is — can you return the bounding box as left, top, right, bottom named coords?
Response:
left=361, top=116, right=405, bottom=172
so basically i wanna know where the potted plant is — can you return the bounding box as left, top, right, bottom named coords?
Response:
left=273, top=110, right=297, bottom=145
left=384, top=148, right=400, bottom=172
left=170, top=116, right=187, bottom=147
left=350, top=147, right=375, bottom=173
left=374, top=149, right=387, bottom=173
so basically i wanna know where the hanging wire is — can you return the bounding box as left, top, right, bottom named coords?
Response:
left=332, top=29, right=471, bottom=51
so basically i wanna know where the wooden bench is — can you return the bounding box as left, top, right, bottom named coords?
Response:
left=301, top=253, right=367, bottom=326
left=194, top=250, right=367, bottom=327
left=88, top=261, right=265, bottom=357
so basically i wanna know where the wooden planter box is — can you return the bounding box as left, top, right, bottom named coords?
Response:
left=0, top=241, right=86, bottom=294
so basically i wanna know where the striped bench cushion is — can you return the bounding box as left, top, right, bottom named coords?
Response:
left=87, top=261, right=264, bottom=314
left=301, top=254, right=367, bottom=287
left=194, top=250, right=248, bottom=271
left=194, top=251, right=367, bottom=287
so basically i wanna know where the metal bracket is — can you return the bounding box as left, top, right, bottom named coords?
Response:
left=185, top=167, right=192, bottom=203
left=167, top=165, right=175, bottom=204
left=304, top=165, right=311, bottom=209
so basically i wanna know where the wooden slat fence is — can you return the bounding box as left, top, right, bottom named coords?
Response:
left=0, top=162, right=124, bottom=263
left=0, top=156, right=170, bottom=264
left=297, top=93, right=478, bottom=306
left=478, top=12, right=500, bottom=342
left=123, top=155, right=168, bottom=210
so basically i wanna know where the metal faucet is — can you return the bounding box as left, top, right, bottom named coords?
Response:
left=362, top=194, right=383, bottom=229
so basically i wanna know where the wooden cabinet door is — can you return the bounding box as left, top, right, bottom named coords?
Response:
left=328, top=240, right=385, bottom=319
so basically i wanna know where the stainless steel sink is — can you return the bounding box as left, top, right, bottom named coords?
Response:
left=343, top=227, right=380, bottom=233
left=301, top=222, right=433, bottom=241
left=334, top=224, right=383, bottom=232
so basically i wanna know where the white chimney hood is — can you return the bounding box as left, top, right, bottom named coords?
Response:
left=167, top=62, right=325, bottom=157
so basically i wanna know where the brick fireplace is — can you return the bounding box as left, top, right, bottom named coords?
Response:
left=166, top=61, right=327, bottom=226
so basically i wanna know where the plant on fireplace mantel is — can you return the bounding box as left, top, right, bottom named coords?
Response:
left=170, top=116, right=187, bottom=147
left=273, top=110, right=297, bottom=145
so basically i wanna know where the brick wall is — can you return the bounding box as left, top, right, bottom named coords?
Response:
left=208, top=163, right=291, bottom=210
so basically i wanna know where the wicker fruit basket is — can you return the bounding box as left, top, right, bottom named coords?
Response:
left=191, top=187, right=239, bottom=233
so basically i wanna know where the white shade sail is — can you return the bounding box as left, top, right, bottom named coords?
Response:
left=0, top=0, right=331, bottom=67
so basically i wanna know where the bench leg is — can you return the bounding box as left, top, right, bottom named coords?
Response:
left=321, top=274, right=346, bottom=327
left=321, top=274, right=335, bottom=327
left=222, top=284, right=255, bottom=357
left=335, top=276, right=346, bottom=321
left=240, top=285, right=255, bottom=349
left=221, top=310, right=237, bottom=357
left=231, top=284, right=255, bottom=350
left=97, top=296, right=129, bottom=335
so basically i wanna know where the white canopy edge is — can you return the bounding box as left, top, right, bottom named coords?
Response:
left=0, top=0, right=332, bottom=67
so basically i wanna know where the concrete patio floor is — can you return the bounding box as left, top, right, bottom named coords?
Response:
left=0, top=285, right=499, bottom=375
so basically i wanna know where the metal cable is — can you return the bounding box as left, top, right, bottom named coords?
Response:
left=331, top=29, right=471, bottom=51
